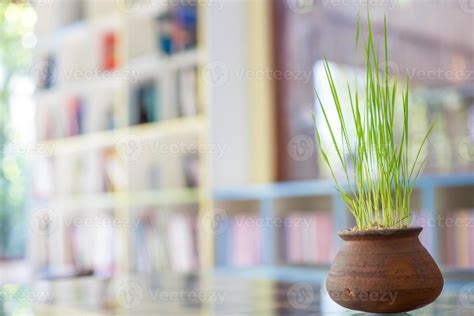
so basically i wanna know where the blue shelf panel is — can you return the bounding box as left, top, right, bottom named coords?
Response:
left=213, top=265, right=473, bottom=283
left=213, top=266, right=329, bottom=283
left=213, top=179, right=335, bottom=201
left=212, top=173, right=474, bottom=201
left=415, top=173, right=474, bottom=188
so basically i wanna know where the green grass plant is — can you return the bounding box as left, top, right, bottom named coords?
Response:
left=313, top=12, right=434, bottom=230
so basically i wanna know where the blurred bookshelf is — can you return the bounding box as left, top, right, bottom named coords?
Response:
left=213, top=173, right=474, bottom=279
left=30, top=0, right=211, bottom=303
left=27, top=0, right=474, bottom=313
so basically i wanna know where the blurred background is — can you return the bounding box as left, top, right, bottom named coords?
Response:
left=0, top=0, right=473, bottom=314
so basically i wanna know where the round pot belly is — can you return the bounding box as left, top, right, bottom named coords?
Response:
left=326, top=227, right=443, bottom=313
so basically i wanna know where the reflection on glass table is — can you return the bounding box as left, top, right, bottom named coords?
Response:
left=1, top=273, right=473, bottom=315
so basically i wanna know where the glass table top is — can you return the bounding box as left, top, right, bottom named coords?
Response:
left=1, top=272, right=473, bottom=315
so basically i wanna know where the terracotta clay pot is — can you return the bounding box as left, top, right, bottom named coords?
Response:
left=326, top=227, right=443, bottom=313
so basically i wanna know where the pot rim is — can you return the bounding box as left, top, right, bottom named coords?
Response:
left=338, top=226, right=422, bottom=240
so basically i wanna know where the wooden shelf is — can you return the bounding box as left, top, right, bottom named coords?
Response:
left=127, top=49, right=203, bottom=74
left=36, top=116, right=206, bottom=154
left=51, top=188, right=200, bottom=210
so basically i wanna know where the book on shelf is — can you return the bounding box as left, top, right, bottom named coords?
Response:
left=133, top=211, right=169, bottom=274
left=33, top=210, right=116, bottom=279
left=37, top=88, right=117, bottom=141
left=67, top=96, right=85, bottom=136
left=441, top=209, right=474, bottom=269
left=156, top=3, right=198, bottom=56
left=101, top=31, right=118, bottom=71
left=280, top=211, right=334, bottom=266
left=55, top=148, right=122, bottom=196
left=32, top=157, right=55, bottom=199
left=130, top=80, right=159, bottom=125
left=232, top=214, right=262, bottom=267
left=182, top=152, right=200, bottom=188
left=102, top=147, right=127, bottom=193
left=177, top=66, right=199, bottom=117
left=167, top=212, right=199, bottom=273
left=127, top=141, right=160, bottom=191
left=86, top=88, right=117, bottom=132
left=216, top=214, right=262, bottom=267
left=131, top=209, right=200, bottom=274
